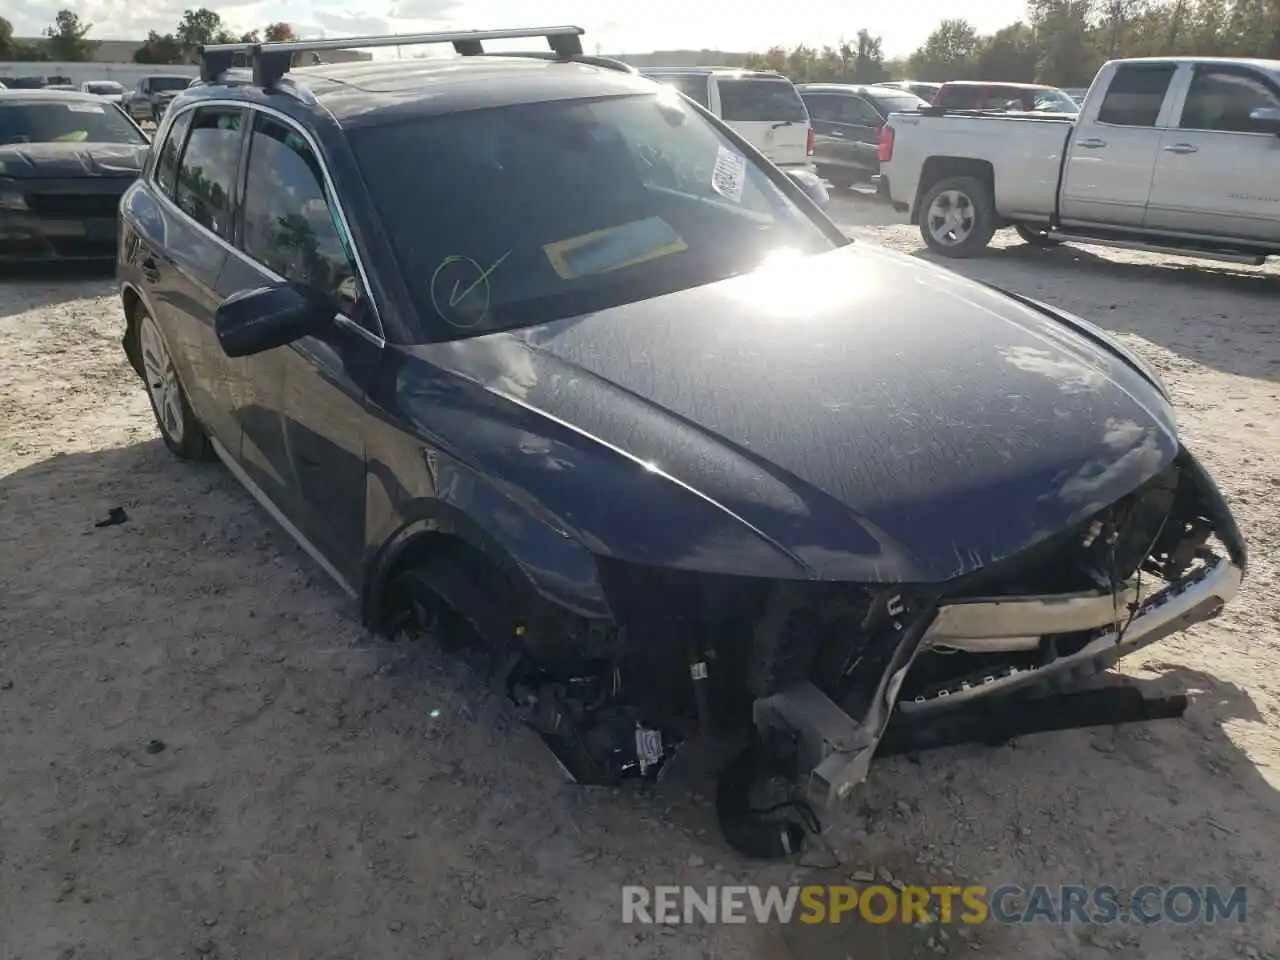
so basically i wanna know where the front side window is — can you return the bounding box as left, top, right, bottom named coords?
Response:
left=1097, top=65, right=1176, bottom=127
left=717, top=78, right=808, bottom=122
left=1180, top=69, right=1280, bottom=132
left=351, top=91, right=838, bottom=340
left=240, top=114, right=358, bottom=316
left=0, top=99, right=148, bottom=146
left=173, top=107, right=243, bottom=239
left=154, top=109, right=193, bottom=198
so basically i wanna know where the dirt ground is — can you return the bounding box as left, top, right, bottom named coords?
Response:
left=2, top=196, right=1278, bottom=960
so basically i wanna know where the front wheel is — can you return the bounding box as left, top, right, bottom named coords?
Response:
left=918, top=175, right=997, bottom=258
left=134, top=306, right=212, bottom=460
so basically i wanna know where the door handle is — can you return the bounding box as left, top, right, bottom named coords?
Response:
left=1077, top=137, right=1107, bottom=149
left=1163, top=142, right=1198, bottom=154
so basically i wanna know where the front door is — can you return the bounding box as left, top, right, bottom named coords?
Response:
left=231, top=110, right=382, bottom=587
left=1059, top=62, right=1176, bottom=228
left=1144, top=64, right=1280, bottom=242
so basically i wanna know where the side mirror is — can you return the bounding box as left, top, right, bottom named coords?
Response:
left=785, top=167, right=831, bottom=208
left=1248, top=106, right=1280, bottom=135
left=215, top=283, right=333, bottom=358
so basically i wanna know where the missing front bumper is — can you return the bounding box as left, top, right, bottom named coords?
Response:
left=752, top=551, right=1242, bottom=809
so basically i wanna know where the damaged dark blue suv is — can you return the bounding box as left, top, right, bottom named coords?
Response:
left=116, top=26, right=1246, bottom=855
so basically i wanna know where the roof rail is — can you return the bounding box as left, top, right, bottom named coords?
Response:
left=198, top=25, right=586, bottom=89
left=484, top=50, right=635, bottom=73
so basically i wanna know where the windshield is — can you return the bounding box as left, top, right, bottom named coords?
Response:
left=351, top=91, right=837, bottom=339
left=84, top=81, right=124, bottom=95
left=1032, top=89, right=1079, bottom=112
left=150, top=77, right=190, bottom=92
left=0, top=100, right=148, bottom=145
left=717, top=78, right=808, bottom=122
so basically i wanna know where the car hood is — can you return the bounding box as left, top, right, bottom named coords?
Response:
left=0, top=142, right=147, bottom=179
left=415, top=243, right=1178, bottom=584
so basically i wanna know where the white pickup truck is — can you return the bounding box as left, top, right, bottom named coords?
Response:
left=877, top=56, right=1280, bottom=263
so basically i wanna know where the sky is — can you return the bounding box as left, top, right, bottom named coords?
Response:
left=4, top=0, right=1030, bottom=59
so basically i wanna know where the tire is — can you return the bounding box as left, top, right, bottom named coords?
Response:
left=1013, top=223, right=1062, bottom=248
left=917, top=175, right=997, bottom=258
left=132, top=303, right=213, bottom=461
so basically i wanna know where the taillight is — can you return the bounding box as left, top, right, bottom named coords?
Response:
left=877, top=125, right=895, bottom=163
left=806, top=126, right=815, bottom=156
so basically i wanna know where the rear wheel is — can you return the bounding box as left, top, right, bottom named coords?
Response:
left=1014, top=223, right=1062, bottom=248
left=918, top=175, right=997, bottom=258
left=135, top=305, right=212, bottom=460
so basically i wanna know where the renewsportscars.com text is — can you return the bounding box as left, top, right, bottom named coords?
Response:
left=621, top=884, right=1247, bottom=926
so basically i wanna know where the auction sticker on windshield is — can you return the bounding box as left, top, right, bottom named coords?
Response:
left=543, top=217, right=687, bottom=281
left=711, top=147, right=747, bottom=203
left=66, top=104, right=105, bottom=113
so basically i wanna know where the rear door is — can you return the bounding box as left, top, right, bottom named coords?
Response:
left=1058, top=62, right=1177, bottom=227
left=1144, top=63, right=1280, bottom=242
left=149, top=104, right=246, bottom=449
left=712, top=75, right=810, bottom=166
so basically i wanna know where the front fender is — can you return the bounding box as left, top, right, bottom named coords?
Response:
left=363, top=448, right=613, bottom=622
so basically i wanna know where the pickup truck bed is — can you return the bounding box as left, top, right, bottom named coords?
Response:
left=877, top=57, right=1280, bottom=264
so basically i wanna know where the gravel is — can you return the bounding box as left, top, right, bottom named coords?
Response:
left=1, top=197, right=1278, bottom=959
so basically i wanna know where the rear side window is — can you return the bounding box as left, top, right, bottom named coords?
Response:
left=665, top=76, right=710, bottom=109
left=174, top=106, right=244, bottom=239
left=718, top=78, right=807, bottom=122
left=936, top=86, right=983, bottom=108
left=1097, top=65, right=1176, bottom=127
left=240, top=114, right=358, bottom=316
left=800, top=93, right=836, bottom=121
left=154, top=109, right=193, bottom=198
left=836, top=96, right=883, bottom=125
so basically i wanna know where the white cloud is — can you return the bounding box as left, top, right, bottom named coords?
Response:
left=5, top=0, right=1026, bottom=58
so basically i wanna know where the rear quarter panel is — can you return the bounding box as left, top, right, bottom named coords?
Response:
left=883, top=113, right=1073, bottom=221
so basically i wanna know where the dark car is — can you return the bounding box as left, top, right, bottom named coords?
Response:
left=873, top=80, right=941, bottom=103
left=117, top=27, right=1245, bottom=851
left=0, top=90, right=150, bottom=262
left=931, top=80, right=1079, bottom=113
left=797, top=83, right=929, bottom=188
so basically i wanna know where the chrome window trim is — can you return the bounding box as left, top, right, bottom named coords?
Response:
left=148, top=97, right=386, bottom=347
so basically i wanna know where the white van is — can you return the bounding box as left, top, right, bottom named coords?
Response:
left=639, top=67, right=814, bottom=170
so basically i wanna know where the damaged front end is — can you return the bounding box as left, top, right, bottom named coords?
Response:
left=502, top=448, right=1244, bottom=857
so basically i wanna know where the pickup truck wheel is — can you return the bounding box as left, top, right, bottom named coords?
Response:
left=919, top=176, right=997, bottom=258
left=1014, top=223, right=1062, bottom=248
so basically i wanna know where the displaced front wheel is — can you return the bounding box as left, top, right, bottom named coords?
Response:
left=1014, top=223, right=1062, bottom=248
left=134, top=306, right=212, bottom=460
left=918, top=175, right=997, bottom=258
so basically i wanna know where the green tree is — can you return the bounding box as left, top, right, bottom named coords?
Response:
left=263, top=22, right=298, bottom=43
left=851, top=29, right=888, bottom=83
left=0, top=15, right=14, bottom=59
left=175, top=8, right=237, bottom=56
left=133, top=31, right=185, bottom=64
left=44, top=9, right=97, bottom=61
left=906, top=19, right=982, bottom=80
left=976, top=22, right=1038, bottom=80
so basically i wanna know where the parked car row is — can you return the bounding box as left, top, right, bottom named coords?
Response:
left=0, top=89, right=152, bottom=262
